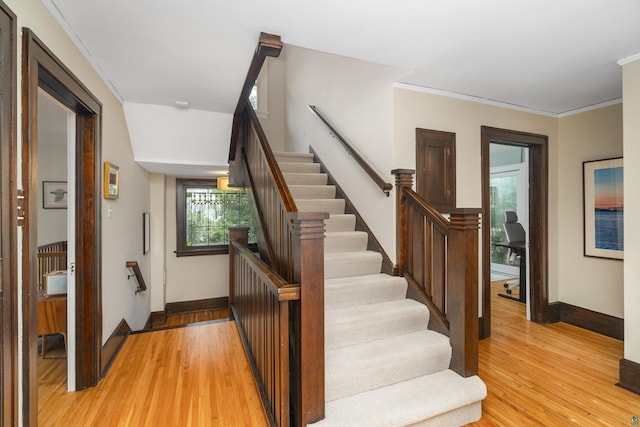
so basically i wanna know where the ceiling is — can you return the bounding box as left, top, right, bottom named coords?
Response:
left=43, top=0, right=640, bottom=117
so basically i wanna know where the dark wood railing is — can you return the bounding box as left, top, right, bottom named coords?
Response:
left=228, top=33, right=326, bottom=426
left=393, top=169, right=481, bottom=377
left=308, top=105, right=393, bottom=196
left=229, top=230, right=299, bottom=427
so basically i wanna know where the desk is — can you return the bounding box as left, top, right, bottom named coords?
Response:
left=492, top=241, right=526, bottom=303
left=38, top=291, right=67, bottom=358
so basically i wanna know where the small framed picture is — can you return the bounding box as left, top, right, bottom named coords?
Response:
left=143, top=212, right=150, bottom=254
left=104, top=161, right=120, bottom=199
left=43, top=181, right=68, bottom=209
left=583, top=157, right=623, bottom=260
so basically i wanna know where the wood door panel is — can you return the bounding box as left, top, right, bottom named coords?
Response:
left=416, top=128, right=456, bottom=212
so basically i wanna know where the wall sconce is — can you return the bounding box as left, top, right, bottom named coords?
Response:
left=217, top=176, right=229, bottom=190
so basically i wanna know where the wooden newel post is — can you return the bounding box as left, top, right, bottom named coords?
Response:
left=447, top=209, right=481, bottom=377
left=289, top=211, right=328, bottom=425
left=228, top=227, right=250, bottom=320
left=391, top=169, right=415, bottom=272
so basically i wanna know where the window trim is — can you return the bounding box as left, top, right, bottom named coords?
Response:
left=175, top=178, right=254, bottom=257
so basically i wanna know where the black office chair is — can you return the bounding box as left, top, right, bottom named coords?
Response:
left=503, top=211, right=525, bottom=294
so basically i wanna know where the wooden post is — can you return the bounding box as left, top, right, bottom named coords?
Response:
left=289, top=211, right=328, bottom=426
left=228, top=227, right=250, bottom=320
left=447, top=209, right=481, bottom=377
left=391, top=169, right=415, bottom=272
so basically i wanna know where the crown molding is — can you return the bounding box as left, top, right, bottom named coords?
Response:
left=42, top=0, right=124, bottom=104
left=618, top=52, right=640, bottom=66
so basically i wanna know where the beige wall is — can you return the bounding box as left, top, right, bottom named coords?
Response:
left=9, top=0, right=152, bottom=339
left=558, top=104, right=623, bottom=317
left=163, top=177, right=230, bottom=303
left=283, top=45, right=400, bottom=256
left=622, top=58, right=640, bottom=362
left=393, top=87, right=561, bottom=304
left=258, top=56, right=286, bottom=152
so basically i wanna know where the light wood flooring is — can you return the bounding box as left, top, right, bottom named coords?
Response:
left=38, top=291, right=640, bottom=426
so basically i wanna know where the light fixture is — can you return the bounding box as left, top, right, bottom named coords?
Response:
left=174, top=100, right=191, bottom=109
left=217, top=176, right=229, bottom=190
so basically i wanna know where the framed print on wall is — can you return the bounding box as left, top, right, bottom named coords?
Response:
left=583, top=157, right=623, bottom=260
left=104, top=161, right=120, bottom=199
left=43, top=181, right=68, bottom=209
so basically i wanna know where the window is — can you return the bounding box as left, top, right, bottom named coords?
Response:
left=175, top=178, right=255, bottom=256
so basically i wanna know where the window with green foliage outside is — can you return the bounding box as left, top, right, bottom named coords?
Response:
left=175, top=178, right=255, bottom=256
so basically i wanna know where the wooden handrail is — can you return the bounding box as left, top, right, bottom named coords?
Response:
left=308, top=105, right=393, bottom=196
left=228, top=33, right=326, bottom=426
left=392, top=169, right=481, bottom=377
left=125, top=261, right=147, bottom=294
left=229, top=33, right=283, bottom=163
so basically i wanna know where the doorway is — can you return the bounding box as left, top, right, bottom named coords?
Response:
left=37, top=90, right=76, bottom=395
left=480, top=126, right=549, bottom=338
left=0, top=2, right=16, bottom=425
left=22, top=29, right=102, bottom=425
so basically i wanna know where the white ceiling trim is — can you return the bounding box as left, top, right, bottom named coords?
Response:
left=557, top=99, right=622, bottom=118
left=42, top=0, right=124, bottom=103
left=618, top=52, right=640, bottom=66
left=393, top=82, right=558, bottom=118
left=394, top=82, right=623, bottom=119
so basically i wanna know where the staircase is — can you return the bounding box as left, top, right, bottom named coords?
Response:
left=275, top=152, right=487, bottom=427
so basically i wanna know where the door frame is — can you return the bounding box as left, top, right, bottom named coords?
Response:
left=22, top=29, right=102, bottom=424
left=0, top=1, right=17, bottom=425
left=480, top=126, right=549, bottom=338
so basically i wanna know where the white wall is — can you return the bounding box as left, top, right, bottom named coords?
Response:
left=37, top=143, right=67, bottom=246
left=622, top=58, right=640, bottom=362
left=9, top=0, right=152, bottom=339
left=163, top=177, right=229, bottom=303
left=283, top=45, right=399, bottom=257
left=124, top=102, right=232, bottom=174
left=557, top=105, right=624, bottom=317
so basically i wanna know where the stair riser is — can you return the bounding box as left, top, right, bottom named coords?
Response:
left=325, top=253, right=382, bottom=279
left=279, top=162, right=321, bottom=173
left=325, top=233, right=369, bottom=253
left=325, top=302, right=430, bottom=350
left=284, top=173, right=328, bottom=185
left=274, top=153, right=315, bottom=163
left=325, top=333, right=452, bottom=401
left=324, top=215, right=356, bottom=232
left=289, top=185, right=336, bottom=199
left=325, top=278, right=407, bottom=310
left=296, top=199, right=345, bottom=215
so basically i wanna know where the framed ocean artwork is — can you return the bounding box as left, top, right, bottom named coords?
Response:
left=583, top=157, right=623, bottom=260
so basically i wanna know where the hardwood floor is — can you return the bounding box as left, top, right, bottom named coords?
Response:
left=38, top=316, right=268, bottom=427
left=470, top=281, right=640, bottom=426
left=38, top=290, right=640, bottom=426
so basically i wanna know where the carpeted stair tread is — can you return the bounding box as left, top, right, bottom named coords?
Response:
left=296, top=199, right=346, bottom=215
left=325, top=251, right=382, bottom=279
left=289, top=184, right=337, bottom=199
left=325, top=231, right=369, bottom=253
left=324, top=214, right=356, bottom=233
left=284, top=172, right=328, bottom=185
left=325, top=330, right=452, bottom=401
left=274, top=152, right=315, bottom=163
left=309, top=370, right=487, bottom=427
left=278, top=162, right=321, bottom=173
left=325, top=299, right=430, bottom=350
left=325, top=274, right=408, bottom=310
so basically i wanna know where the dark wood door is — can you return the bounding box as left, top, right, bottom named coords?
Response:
left=0, top=2, right=17, bottom=425
left=416, top=128, right=456, bottom=212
